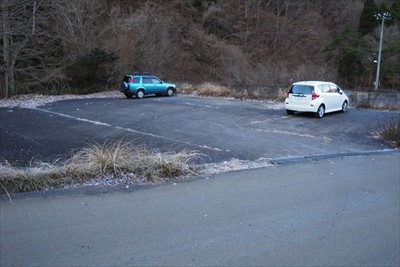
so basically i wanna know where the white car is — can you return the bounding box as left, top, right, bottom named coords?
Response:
left=284, top=81, right=349, bottom=118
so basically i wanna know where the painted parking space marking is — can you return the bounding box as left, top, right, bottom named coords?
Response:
left=254, top=128, right=333, bottom=141
left=34, top=107, right=227, bottom=152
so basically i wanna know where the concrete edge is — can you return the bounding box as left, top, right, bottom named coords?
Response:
left=270, top=149, right=400, bottom=165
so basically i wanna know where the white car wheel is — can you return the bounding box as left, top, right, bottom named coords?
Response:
left=341, top=101, right=348, bottom=113
left=316, top=105, right=325, bottom=118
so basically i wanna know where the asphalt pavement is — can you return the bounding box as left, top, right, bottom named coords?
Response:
left=0, top=96, right=398, bottom=165
left=1, top=152, right=399, bottom=266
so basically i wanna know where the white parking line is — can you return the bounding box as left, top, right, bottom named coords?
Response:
left=35, top=108, right=227, bottom=152
left=248, top=116, right=289, bottom=124
left=255, top=128, right=333, bottom=141
left=13, top=132, right=42, bottom=145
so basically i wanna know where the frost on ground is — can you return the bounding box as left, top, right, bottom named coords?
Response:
left=60, top=158, right=274, bottom=190
left=200, top=158, right=272, bottom=175
left=0, top=91, right=283, bottom=109
left=0, top=91, right=122, bottom=109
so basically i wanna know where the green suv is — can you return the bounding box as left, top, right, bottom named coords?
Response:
left=120, top=72, right=177, bottom=99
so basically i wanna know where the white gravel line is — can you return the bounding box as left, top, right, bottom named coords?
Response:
left=0, top=91, right=122, bottom=109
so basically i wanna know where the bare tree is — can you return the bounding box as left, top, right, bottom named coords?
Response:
left=0, top=0, right=77, bottom=97
left=51, top=0, right=110, bottom=60
left=1, top=0, right=39, bottom=97
left=110, top=2, right=177, bottom=76
left=1, top=0, right=11, bottom=98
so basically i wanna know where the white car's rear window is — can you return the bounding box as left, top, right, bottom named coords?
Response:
left=290, top=85, right=314, bottom=95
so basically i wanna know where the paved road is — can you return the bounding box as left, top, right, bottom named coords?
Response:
left=1, top=153, right=399, bottom=266
left=0, top=96, right=398, bottom=165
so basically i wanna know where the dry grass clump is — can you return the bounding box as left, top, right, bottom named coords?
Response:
left=66, top=140, right=134, bottom=178
left=0, top=141, right=203, bottom=194
left=178, top=83, right=197, bottom=94
left=197, top=83, right=236, bottom=97
left=378, top=118, right=400, bottom=148
left=131, top=148, right=200, bottom=181
left=0, top=161, right=66, bottom=193
left=197, top=83, right=255, bottom=99
left=179, top=82, right=287, bottom=101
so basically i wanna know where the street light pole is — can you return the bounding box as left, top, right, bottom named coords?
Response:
left=374, top=12, right=391, bottom=90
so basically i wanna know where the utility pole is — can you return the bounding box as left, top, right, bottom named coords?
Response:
left=374, top=12, right=391, bottom=90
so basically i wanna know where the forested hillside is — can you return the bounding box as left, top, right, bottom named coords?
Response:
left=1, top=0, right=399, bottom=98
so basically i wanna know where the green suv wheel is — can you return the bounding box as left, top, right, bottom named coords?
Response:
left=166, top=88, right=174, bottom=97
left=136, top=90, right=144, bottom=99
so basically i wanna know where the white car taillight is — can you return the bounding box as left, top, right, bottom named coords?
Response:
left=312, top=93, right=320, bottom=100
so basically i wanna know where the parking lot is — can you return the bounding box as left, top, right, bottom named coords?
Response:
left=0, top=95, right=398, bottom=166
left=1, top=94, right=400, bottom=267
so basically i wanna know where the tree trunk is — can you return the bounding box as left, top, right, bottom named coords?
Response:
left=1, top=0, right=11, bottom=98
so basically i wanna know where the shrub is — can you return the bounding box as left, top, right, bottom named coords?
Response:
left=64, top=48, right=119, bottom=93
left=180, top=82, right=286, bottom=101
left=178, top=83, right=197, bottom=94
left=66, top=140, right=134, bottom=177
left=197, top=83, right=234, bottom=97
left=0, top=161, right=65, bottom=193
left=378, top=118, right=400, bottom=148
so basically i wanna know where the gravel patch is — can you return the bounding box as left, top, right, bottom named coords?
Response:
left=61, top=173, right=147, bottom=190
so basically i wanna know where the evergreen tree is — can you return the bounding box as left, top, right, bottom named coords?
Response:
left=65, top=48, right=118, bottom=93
left=358, top=0, right=379, bottom=35
left=391, top=0, right=400, bottom=22
left=326, top=28, right=369, bottom=87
